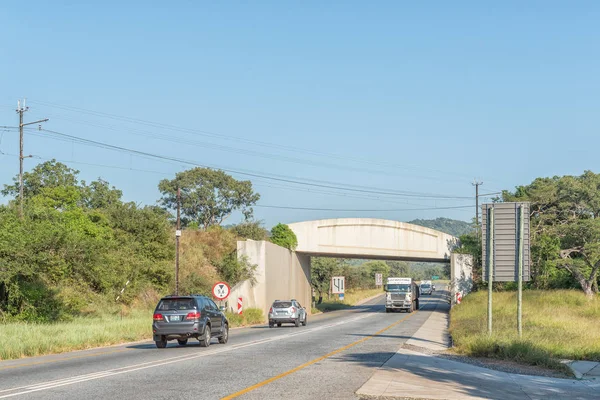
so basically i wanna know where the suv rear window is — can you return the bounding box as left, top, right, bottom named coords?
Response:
left=157, top=298, right=196, bottom=311
left=273, top=301, right=292, bottom=308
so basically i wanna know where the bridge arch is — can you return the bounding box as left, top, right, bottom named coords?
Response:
left=232, top=218, right=471, bottom=316
left=288, top=218, right=458, bottom=262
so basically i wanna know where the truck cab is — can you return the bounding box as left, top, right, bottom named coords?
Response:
left=384, top=277, right=420, bottom=313
left=420, top=280, right=433, bottom=295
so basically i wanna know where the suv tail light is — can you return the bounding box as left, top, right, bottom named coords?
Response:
left=269, top=307, right=273, bottom=314
left=186, top=312, right=201, bottom=321
left=153, top=313, right=164, bottom=321
left=290, top=307, right=296, bottom=314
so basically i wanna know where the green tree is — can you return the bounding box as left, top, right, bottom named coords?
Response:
left=229, top=221, right=269, bottom=241
left=2, top=160, right=80, bottom=199
left=158, top=167, right=260, bottom=229
left=363, top=260, right=390, bottom=284
left=311, top=257, right=343, bottom=303
left=504, top=171, right=600, bottom=297
left=270, top=223, right=298, bottom=250
left=386, top=261, right=410, bottom=276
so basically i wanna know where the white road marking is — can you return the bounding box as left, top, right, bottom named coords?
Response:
left=0, top=312, right=379, bottom=398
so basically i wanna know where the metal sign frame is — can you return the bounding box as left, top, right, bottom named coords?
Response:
left=481, top=202, right=531, bottom=282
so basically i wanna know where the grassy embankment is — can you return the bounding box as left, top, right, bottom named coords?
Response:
left=312, top=288, right=384, bottom=314
left=0, top=307, right=264, bottom=361
left=450, top=290, right=600, bottom=370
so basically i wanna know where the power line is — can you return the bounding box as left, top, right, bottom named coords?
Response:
left=254, top=204, right=473, bottom=212
left=24, top=112, right=470, bottom=183
left=29, top=99, right=477, bottom=181
left=34, top=127, right=472, bottom=200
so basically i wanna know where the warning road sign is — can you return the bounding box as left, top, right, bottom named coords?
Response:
left=212, top=282, right=231, bottom=300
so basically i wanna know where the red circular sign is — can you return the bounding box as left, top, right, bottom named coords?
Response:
left=212, top=281, right=231, bottom=300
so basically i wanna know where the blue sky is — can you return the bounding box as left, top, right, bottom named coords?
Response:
left=1, top=1, right=599, bottom=228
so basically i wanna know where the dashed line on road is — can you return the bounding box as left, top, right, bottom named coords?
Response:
left=0, top=313, right=375, bottom=399
left=220, top=308, right=419, bottom=400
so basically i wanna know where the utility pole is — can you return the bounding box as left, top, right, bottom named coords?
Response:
left=473, top=180, right=483, bottom=238
left=16, top=99, right=48, bottom=219
left=175, top=188, right=181, bottom=295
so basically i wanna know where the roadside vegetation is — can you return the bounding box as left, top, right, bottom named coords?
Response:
left=312, top=288, right=384, bottom=313
left=450, top=290, right=600, bottom=370
left=0, top=307, right=264, bottom=360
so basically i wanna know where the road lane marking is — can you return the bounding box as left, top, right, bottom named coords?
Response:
left=221, top=309, right=419, bottom=400
left=0, top=299, right=383, bottom=372
left=0, top=349, right=131, bottom=371
left=0, top=312, right=375, bottom=398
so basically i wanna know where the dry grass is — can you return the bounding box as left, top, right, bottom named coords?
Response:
left=315, top=288, right=384, bottom=312
left=450, top=290, right=600, bottom=370
left=0, top=306, right=264, bottom=361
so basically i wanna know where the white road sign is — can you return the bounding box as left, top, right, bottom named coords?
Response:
left=375, top=273, right=383, bottom=286
left=331, top=276, right=345, bottom=294
left=212, top=281, right=231, bottom=300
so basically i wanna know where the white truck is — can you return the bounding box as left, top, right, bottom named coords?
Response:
left=420, top=280, right=433, bottom=295
left=384, top=277, right=420, bottom=313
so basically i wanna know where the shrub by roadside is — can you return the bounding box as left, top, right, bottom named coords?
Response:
left=225, top=307, right=264, bottom=327
left=450, top=290, right=600, bottom=371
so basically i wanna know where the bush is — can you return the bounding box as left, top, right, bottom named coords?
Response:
left=229, top=221, right=269, bottom=241
left=270, top=223, right=298, bottom=250
left=225, top=307, right=264, bottom=327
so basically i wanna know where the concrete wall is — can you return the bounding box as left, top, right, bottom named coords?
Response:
left=230, top=240, right=312, bottom=318
left=288, top=218, right=458, bottom=262
left=450, top=253, right=473, bottom=304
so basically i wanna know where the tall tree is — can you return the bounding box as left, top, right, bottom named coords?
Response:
left=311, top=257, right=343, bottom=303
left=504, top=171, right=600, bottom=297
left=2, top=159, right=80, bottom=199
left=158, top=167, right=260, bottom=229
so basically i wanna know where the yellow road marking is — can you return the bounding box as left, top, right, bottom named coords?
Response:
left=0, top=348, right=130, bottom=371
left=221, top=310, right=418, bottom=400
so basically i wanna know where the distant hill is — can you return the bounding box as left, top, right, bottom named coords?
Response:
left=408, top=217, right=473, bottom=237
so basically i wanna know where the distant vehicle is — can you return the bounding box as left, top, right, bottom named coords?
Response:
left=152, top=295, right=229, bottom=349
left=268, top=299, right=307, bottom=327
left=420, top=281, right=433, bottom=295
left=385, top=277, right=420, bottom=313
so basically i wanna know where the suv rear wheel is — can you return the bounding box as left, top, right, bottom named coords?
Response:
left=199, top=325, right=211, bottom=347
left=302, top=315, right=307, bottom=326
left=218, top=323, right=229, bottom=344
left=177, top=339, right=188, bottom=346
left=294, top=318, right=300, bottom=327
left=155, top=337, right=167, bottom=349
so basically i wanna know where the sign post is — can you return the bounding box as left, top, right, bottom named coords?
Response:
left=212, top=281, right=231, bottom=312
left=517, top=205, right=524, bottom=338
left=482, top=202, right=530, bottom=337
left=331, top=276, right=345, bottom=299
left=375, top=273, right=383, bottom=287
left=487, top=207, right=494, bottom=335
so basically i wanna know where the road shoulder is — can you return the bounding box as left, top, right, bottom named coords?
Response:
left=356, top=292, right=599, bottom=400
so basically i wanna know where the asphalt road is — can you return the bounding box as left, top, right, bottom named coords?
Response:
left=0, top=291, right=446, bottom=400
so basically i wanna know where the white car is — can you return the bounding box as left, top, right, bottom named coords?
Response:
left=420, top=283, right=433, bottom=295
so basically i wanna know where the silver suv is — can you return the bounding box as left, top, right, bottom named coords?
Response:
left=152, top=295, right=229, bottom=348
left=268, top=299, right=307, bottom=328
